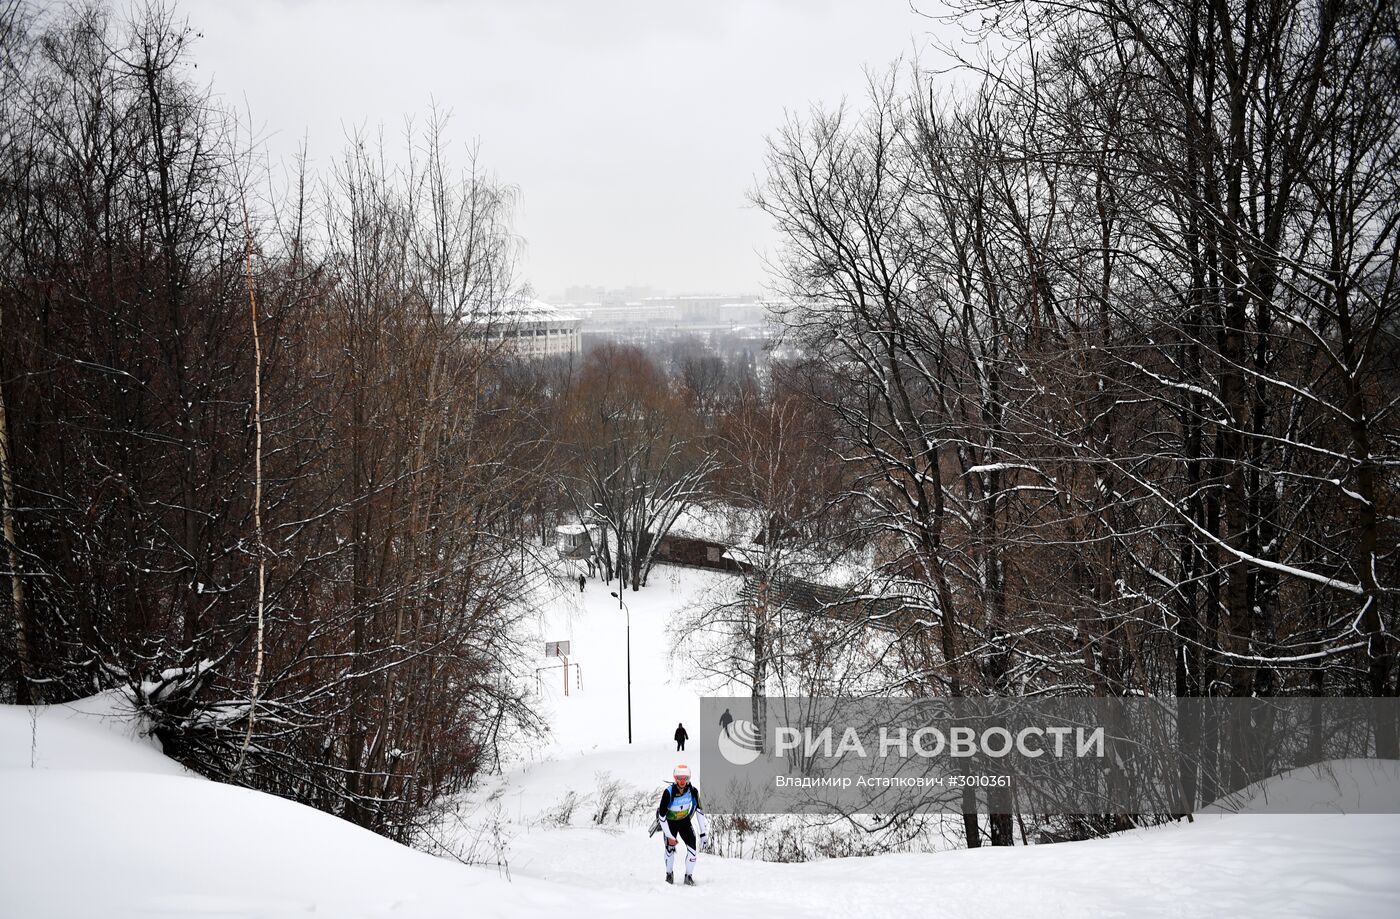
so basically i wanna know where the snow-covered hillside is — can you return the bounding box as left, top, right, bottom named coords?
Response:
left=521, top=565, right=729, bottom=757
left=5, top=566, right=1400, bottom=918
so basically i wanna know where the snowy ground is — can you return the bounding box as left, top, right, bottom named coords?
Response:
left=521, top=564, right=728, bottom=759
left=5, top=563, right=1400, bottom=917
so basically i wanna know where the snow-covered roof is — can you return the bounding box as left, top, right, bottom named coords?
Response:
left=721, top=544, right=873, bottom=589
left=666, top=502, right=761, bottom=545
left=497, top=298, right=581, bottom=323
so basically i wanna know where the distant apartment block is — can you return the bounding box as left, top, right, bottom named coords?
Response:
left=643, top=294, right=762, bottom=324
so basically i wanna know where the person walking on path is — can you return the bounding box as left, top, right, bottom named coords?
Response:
left=653, top=764, right=708, bottom=885
left=578, top=573, right=586, bottom=593
left=719, top=707, right=734, bottom=739
left=674, top=723, right=688, bottom=751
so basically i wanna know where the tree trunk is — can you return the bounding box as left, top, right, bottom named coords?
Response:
left=0, top=361, right=36, bottom=704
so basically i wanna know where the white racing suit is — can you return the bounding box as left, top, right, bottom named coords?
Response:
left=656, top=781, right=709, bottom=878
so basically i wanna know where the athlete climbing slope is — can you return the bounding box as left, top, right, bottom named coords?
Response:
left=654, top=764, right=709, bottom=886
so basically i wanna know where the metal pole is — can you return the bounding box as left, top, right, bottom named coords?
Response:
left=612, top=591, right=632, bottom=744
left=626, top=608, right=632, bottom=745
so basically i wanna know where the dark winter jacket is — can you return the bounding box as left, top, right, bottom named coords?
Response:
left=674, top=725, right=688, bottom=743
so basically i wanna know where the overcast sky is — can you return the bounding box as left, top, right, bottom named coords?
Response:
left=188, top=0, right=953, bottom=299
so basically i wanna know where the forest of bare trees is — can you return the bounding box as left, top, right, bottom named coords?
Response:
left=747, top=0, right=1399, bottom=844
left=0, top=1, right=550, bottom=842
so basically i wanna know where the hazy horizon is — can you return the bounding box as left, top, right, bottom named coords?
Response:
left=187, top=0, right=954, bottom=299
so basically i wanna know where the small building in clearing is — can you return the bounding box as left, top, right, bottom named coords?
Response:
left=652, top=503, right=755, bottom=572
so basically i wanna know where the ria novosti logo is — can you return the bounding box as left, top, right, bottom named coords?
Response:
left=716, top=707, right=763, bottom=765
left=703, top=695, right=1400, bottom=816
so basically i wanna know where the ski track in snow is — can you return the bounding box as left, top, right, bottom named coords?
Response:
left=4, top=564, right=1400, bottom=917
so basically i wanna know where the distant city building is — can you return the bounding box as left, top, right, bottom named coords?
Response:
left=573, top=300, right=680, bottom=326
left=641, top=294, right=761, bottom=324
left=560, top=284, right=659, bottom=305
left=487, top=299, right=582, bottom=358
left=551, top=292, right=771, bottom=338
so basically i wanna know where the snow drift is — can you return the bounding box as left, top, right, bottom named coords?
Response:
left=5, top=689, right=1400, bottom=918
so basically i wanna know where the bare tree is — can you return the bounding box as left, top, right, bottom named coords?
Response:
left=562, top=344, right=715, bottom=590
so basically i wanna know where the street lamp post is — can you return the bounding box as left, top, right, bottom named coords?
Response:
left=610, top=590, right=632, bottom=744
